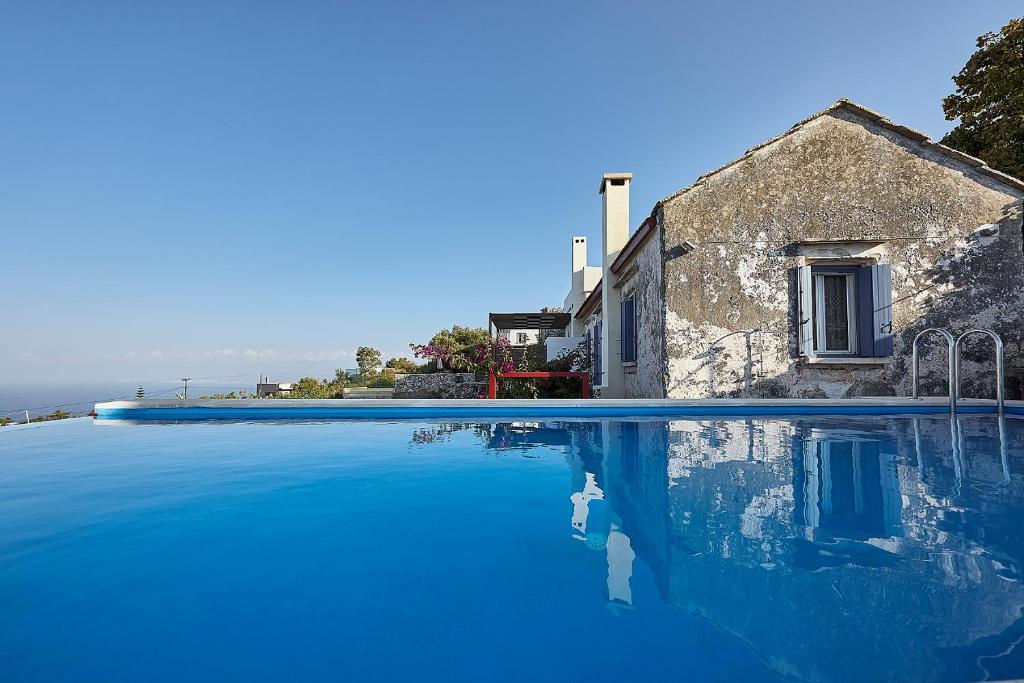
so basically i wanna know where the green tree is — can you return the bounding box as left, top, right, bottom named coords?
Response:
left=333, top=368, right=350, bottom=386
left=385, top=357, right=419, bottom=373
left=356, top=346, right=382, bottom=376
left=941, top=16, right=1024, bottom=180
left=0, top=416, right=13, bottom=427
left=429, top=325, right=489, bottom=354
left=136, top=385, right=145, bottom=400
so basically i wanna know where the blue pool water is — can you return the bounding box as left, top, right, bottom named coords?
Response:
left=2, top=415, right=1024, bottom=682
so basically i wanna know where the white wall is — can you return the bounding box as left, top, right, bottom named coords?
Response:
left=499, top=329, right=541, bottom=346
left=546, top=335, right=583, bottom=362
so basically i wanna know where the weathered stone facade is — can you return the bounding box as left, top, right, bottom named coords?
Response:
left=615, top=100, right=1024, bottom=399
left=393, top=372, right=484, bottom=399
left=622, top=227, right=665, bottom=398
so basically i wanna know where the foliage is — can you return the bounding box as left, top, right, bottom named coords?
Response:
left=549, top=339, right=593, bottom=373
left=29, top=410, right=73, bottom=423
left=198, top=390, right=255, bottom=399
left=355, top=346, right=382, bottom=376
left=500, top=339, right=593, bottom=399
left=429, top=326, right=489, bottom=355
left=941, top=17, right=1024, bottom=180
left=410, top=325, right=490, bottom=371
left=367, top=369, right=396, bottom=388
left=500, top=341, right=540, bottom=398
left=0, top=416, right=13, bottom=427
left=411, top=332, right=514, bottom=377
left=276, top=376, right=345, bottom=399
left=385, top=357, right=420, bottom=373
left=136, top=386, right=145, bottom=399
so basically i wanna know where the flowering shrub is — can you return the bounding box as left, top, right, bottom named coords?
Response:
left=549, top=339, right=592, bottom=373
left=409, top=342, right=453, bottom=368
left=410, top=336, right=514, bottom=375
left=467, top=336, right=515, bottom=375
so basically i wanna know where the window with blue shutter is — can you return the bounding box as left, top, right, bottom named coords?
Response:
left=620, top=297, right=637, bottom=363
left=593, top=321, right=603, bottom=384
left=797, top=262, right=893, bottom=358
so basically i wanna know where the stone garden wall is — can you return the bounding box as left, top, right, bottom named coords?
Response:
left=393, top=373, right=485, bottom=399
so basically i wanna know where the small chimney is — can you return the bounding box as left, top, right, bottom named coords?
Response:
left=571, top=236, right=587, bottom=276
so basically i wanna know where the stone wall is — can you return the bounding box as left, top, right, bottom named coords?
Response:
left=658, top=105, right=1024, bottom=399
left=623, top=225, right=666, bottom=398
left=393, top=373, right=485, bottom=399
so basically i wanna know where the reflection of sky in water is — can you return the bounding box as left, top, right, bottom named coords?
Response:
left=2, top=416, right=1024, bottom=681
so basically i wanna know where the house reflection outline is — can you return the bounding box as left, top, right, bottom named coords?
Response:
left=796, top=432, right=903, bottom=542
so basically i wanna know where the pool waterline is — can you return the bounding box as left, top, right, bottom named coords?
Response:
left=92, top=396, right=1023, bottom=421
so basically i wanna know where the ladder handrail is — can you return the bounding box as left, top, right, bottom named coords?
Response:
left=953, top=328, right=1005, bottom=413
left=911, top=327, right=956, bottom=412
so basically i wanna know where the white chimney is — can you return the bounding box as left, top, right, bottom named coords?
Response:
left=599, top=172, right=631, bottom=397
left=571, top=235, right=587, bottom=276
left=568, top=236, right=588, bottom=336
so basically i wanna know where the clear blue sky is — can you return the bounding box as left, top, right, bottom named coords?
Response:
left=2, top=1, right=1020, bottom=384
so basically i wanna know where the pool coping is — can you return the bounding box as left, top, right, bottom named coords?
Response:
left=92, top=397, right=1024, bottom=420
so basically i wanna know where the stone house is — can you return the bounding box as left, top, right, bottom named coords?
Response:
left=554, top=99, right=1024, bottom=399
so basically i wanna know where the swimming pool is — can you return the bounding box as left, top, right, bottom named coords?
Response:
left=2, top=414, right=1023, bottom=681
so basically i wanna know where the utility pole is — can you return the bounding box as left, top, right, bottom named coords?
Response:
left=181, top=377, right=191, bottom=399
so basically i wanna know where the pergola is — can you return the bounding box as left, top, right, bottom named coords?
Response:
left=485, top=311, right=589, bottom=399
left=487, top=311, right=571, bottom=338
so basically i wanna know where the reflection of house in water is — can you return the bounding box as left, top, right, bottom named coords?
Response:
left=564, top=423, right=637, bottom=610
left=480, top=421, right=639, bottom=610
left=561, top=416, right=1024, bottom=682
left=795, top=429, right=903, bottom=554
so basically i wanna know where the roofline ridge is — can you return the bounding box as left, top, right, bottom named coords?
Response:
left=656, top=99, right=1024, bottom=208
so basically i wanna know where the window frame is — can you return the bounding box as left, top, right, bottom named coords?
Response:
left=812, top=270, right=858, bottom=356
left=796, top=261, right=893, bottom=360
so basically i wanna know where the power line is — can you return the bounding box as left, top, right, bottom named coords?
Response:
left=0, top=386, right=184, bottom=417
left=0, top=374, right=260, bottom=403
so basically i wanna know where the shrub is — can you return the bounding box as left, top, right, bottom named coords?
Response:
left=29, top=410, right=73, bottom=423
left=368, top=369, right=396, bottom=387
left=385, top=357, right=420, bottom=374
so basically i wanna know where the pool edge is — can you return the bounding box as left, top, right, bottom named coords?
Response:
left=92, top=397, right=1023, bottom=420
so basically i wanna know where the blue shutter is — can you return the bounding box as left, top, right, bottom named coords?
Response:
left=586, top=329, right=592, bottom=376
left=620, top=299, right=627, bottom=362
left=797, top=266, right=814, bottom=356
left=594, top=321, right=603, bottom=384
left=871, top=264, right=893, bottom=356
left=620, top=298, right=636, bottom=363
left=856, top=264, right=894, bottom=356
left=857, top=268, right=874, bottom=356
left=628, top=299, right=636, bottom=362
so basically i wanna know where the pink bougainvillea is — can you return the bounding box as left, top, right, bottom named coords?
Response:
left=410, top=336, right=514, bottom=375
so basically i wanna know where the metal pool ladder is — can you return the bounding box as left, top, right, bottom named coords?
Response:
left=954, top=328, right=1005, bottom=414
left=912, top=328, right=957, bottom=412
left=912, top=327, right=1005, bottom=413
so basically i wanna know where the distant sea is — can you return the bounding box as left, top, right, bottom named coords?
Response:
left=0, top=382, right=255, bottom=421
